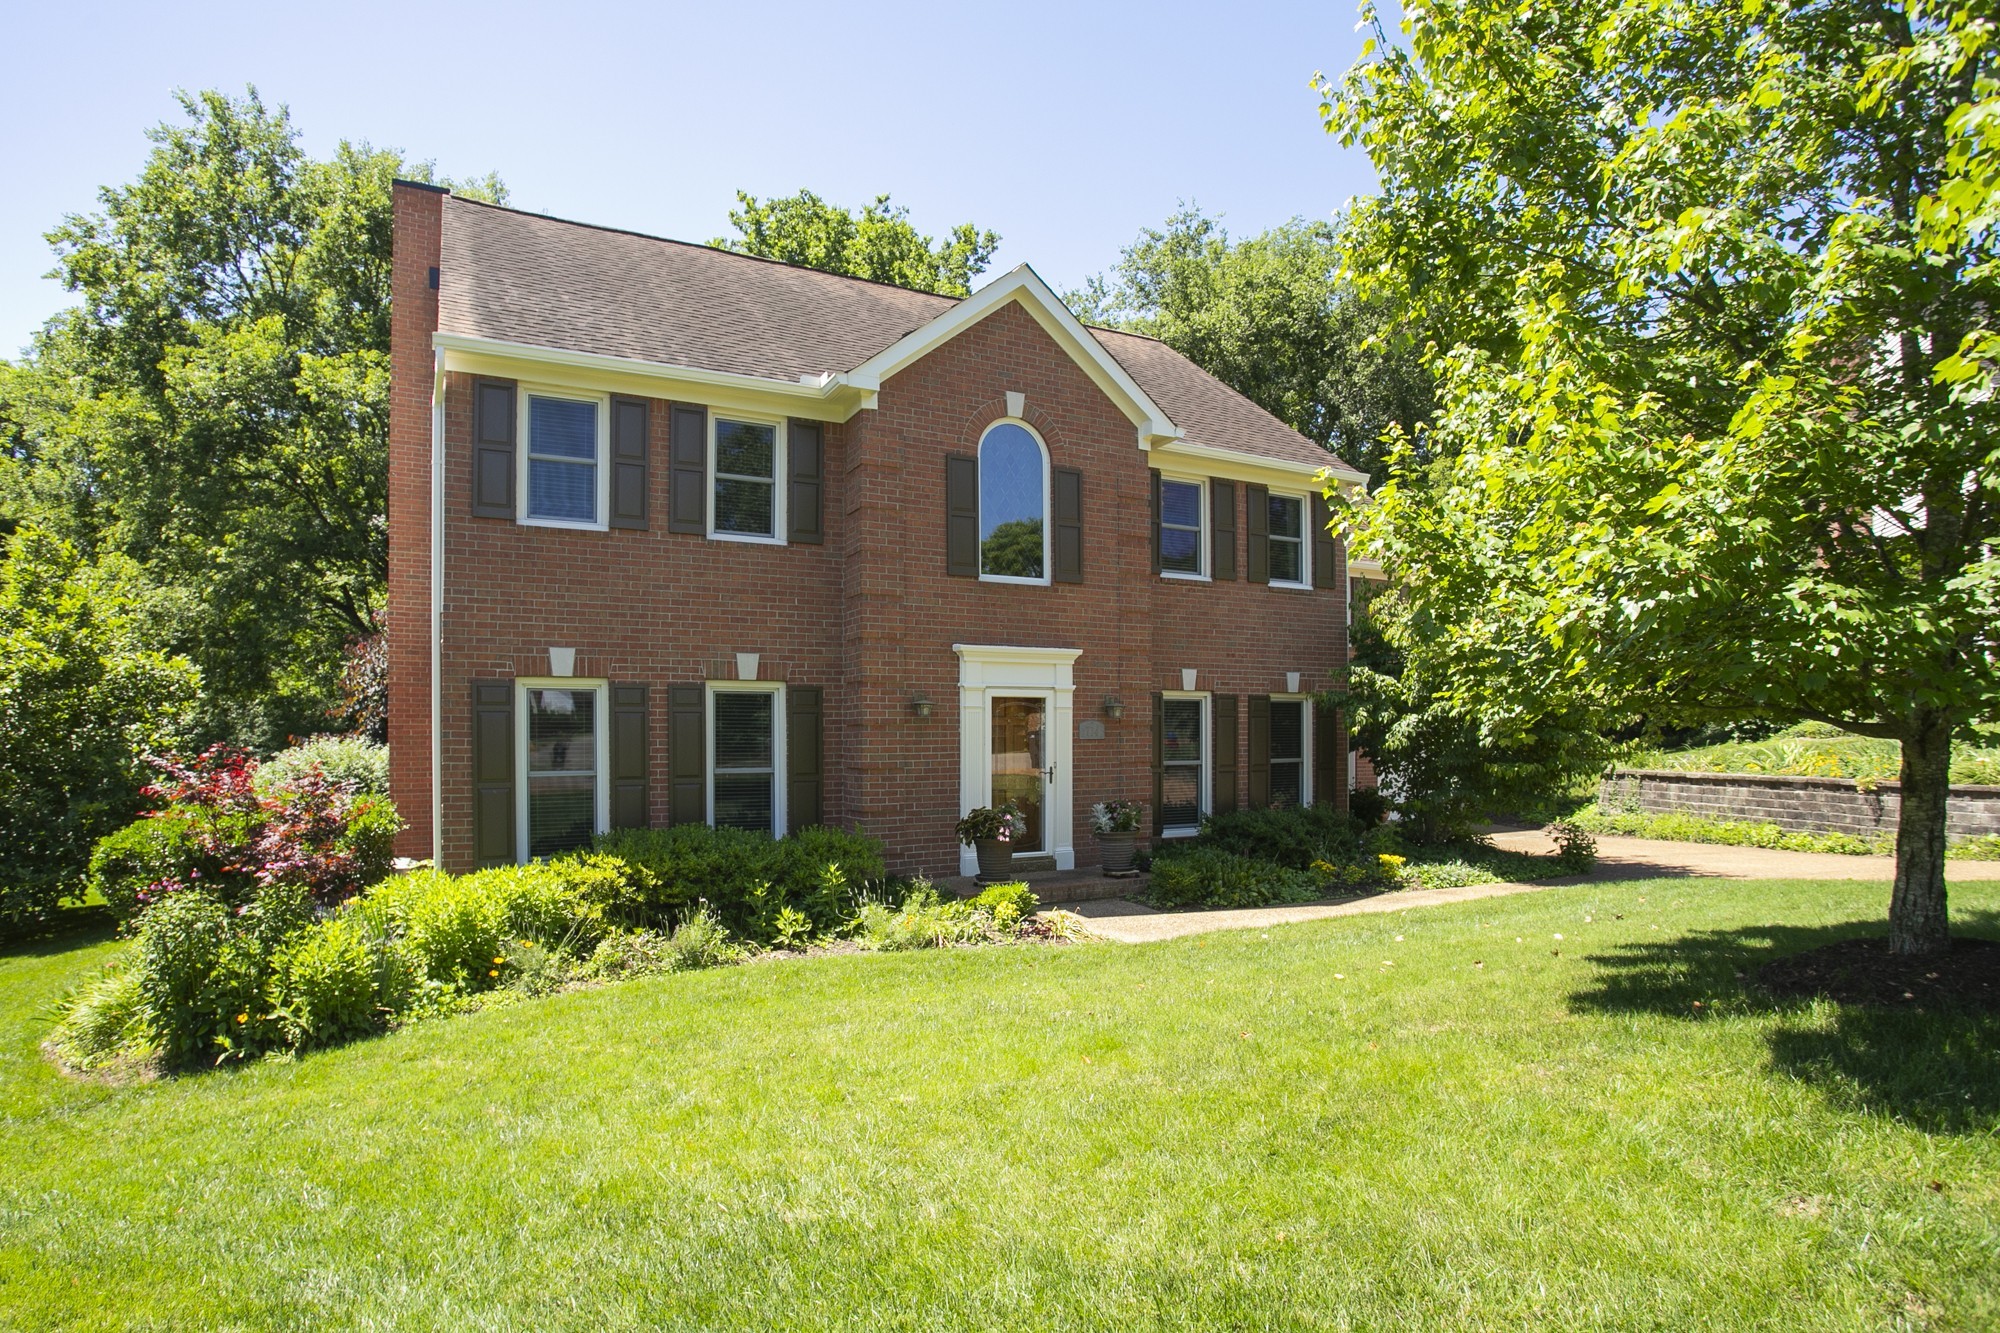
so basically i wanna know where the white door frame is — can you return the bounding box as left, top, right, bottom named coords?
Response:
left=953, top=644, right=1080, bottom=876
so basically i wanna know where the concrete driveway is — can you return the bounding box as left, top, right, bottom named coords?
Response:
left=1068, top=830, right=2000, bottom=944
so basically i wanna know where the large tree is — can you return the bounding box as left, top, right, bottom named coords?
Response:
left=0, top=89, right=501, bottom=748
left=1324, top=0, right=2000, bottom=953
left=713, top=190, right=999, bottom=297
left=1071, top=207, right=1434, bottom=481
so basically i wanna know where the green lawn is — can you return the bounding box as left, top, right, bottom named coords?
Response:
left=3, top=879, right=1998, bottom=1331
left=1627, top=730, right=2000, bottom=786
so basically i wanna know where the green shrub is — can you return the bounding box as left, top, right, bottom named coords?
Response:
left=47, top=964, right=151, bottom=1073
left=1548, top=821, right=1598, bottom=873
left=396, top=870, right=508, bottom=991
left=1193, top=804, right=1367, bottom=869
left=0, top=528, right=200, bottom=931
left=593, top=823, right=886, bottom=942
left=89, top=812, right=235, bottom=921
left=968, top=881, right=1039, bottom=930
left=270, top=917, right=395, bottom=1050
left=582, top=909, right=741, bottom=979
left=850, top=883, right=1005, bottom=951
left=256, top=735, right=390, bottom=797
left=1348, top=787, right=1390, bottom=828
left=1145, top=847, right=1318, bottom=911
left=457, top=854, right=647, bottom=957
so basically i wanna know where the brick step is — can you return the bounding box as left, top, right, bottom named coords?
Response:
left=945, top=868, right=1145, bottom=906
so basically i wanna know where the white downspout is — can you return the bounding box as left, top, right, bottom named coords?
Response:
left=430, top=349, right=446, bottom=863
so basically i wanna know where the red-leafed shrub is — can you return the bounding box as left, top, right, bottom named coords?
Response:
left=88, top=744, right=402, bottom=923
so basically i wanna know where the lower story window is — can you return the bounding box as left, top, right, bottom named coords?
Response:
left=526, top=685, right=598, bottom=857
left=1270, top=698, right=1307, bottom=807
left=711, top=686, right=780, bottom=834
left=1161, top=695, right=1206, bottom=834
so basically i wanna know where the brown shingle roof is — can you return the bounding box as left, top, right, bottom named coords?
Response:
left=437, top=195, right=1351, bottom=473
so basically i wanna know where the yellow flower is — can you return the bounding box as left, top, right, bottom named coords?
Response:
left=235, top=1013, right=248, bottom=1024
left=489, top=969, right=500, bottom=977
left=493, top=956, right=505, bottom=965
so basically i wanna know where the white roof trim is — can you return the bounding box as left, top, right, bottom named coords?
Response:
left=848, top=266, right=1181, bottom=446
left=432, top=331, right=866, bottom=408
left=1150, top=437, right=1369, bottom=487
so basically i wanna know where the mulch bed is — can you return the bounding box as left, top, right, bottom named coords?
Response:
left=1757, top=936, right=2000, bottom=1011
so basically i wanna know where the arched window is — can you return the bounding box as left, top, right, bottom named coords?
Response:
left=978, top=421, right=1048, bottom=581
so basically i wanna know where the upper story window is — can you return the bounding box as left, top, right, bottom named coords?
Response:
left=524, top=393, right=605, bottom=526
left=978, top=422, right=1048, bottom=582
left=1268, top=492, right=1309, bottom=588
left=711, top=416, right=785, bottom=542
left=1159, top=477, right=1205, bottom=577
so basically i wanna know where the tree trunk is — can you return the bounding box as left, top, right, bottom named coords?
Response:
left=1889, top=709, right=1952, bottom=956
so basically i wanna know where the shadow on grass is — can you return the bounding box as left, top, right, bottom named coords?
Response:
left=0, top=902, right=120, bottom=961
left=1569, top=910, right=2000, bottom=1134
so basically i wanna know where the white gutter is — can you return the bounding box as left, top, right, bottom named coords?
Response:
left=430, top=348, right=445, bottom=864
left=432, top=331, right=861, bottom=405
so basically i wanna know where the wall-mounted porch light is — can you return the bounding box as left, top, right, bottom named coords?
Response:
left=911, top=693, right=934, bottom=718
left=1102, top=696, right=1125, bottom=721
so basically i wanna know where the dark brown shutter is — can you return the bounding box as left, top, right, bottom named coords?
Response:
left=1246, top=483, right=1270, bottom=585
left=1053, top=467, right=1083, bottom=584
left=1316, top=701, right=1345, bottom=810
left=1312, top=492, right=1337, bottom=588
left=787, top=420, right=825, bottom=545
left=787, top=685, right=823, bottom=831
left=1151, top=693, right=1165, bottom=836
left=669, top=404, right=707, bottom=534
left=669, top=684, right=706, bottom=825
left=610, top=683, right=649, bottom=828
left=609, top=397, right=649, bottom=530
left=472, top=680, right=515, bottom=866
left=1149, top=469, right=1163, bottom=576
left=472, top=380, right=516, bottom=519
left=1211, top=479, right=1237, bottom=581
left=1247, top=695, right=1271, bottom=809
left=946, top=453, right=979, bottom=577
left=1212, top=694, right=1239, bottom=814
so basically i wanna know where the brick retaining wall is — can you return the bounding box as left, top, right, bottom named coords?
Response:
left=1599, top=769, right=2000, bottom=841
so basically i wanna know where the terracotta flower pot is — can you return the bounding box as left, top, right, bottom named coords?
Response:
left=974, top=838, right=1013, bottom=883
left=1097, top=830, right=1137, bottom=874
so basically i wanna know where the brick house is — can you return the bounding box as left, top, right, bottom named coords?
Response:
left=387, top=182, right=1370, bottom=877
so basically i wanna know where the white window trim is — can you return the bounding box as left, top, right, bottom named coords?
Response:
left=514, top=678, right=610, bottom=864
left=1269, top=693, right=1313, bottom=808
left=1160, top=690, right=1211, bottom=838
left=1267, top=490, right=1312, bottom=590
left=706, top=681, right=787, bottom=836
left=977, top=417, right=1052, bottom=586
left=517, top=386, right=612, bottom=531
left=707, top=411, right=788, bottom=545
left=1158, top=473, right=1210, bottom=582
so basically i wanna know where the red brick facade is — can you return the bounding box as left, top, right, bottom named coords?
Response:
left=389, top=185, right=1352, bottom=875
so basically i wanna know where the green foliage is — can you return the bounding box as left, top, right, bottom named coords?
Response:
left=128, top=888, right=310, bottom=1068
left=1070, top=207, right=1432, bottom=481
left=592, top=823, right=885, bottom=943
left=1144, top=847, right=1319, bottom=912
left=268, top=916, right=401, bottom=1050
left=1629, top=728, right=2000, bottom=786
left=848, top=882, right=1021, bottom=951
left=582, top=910, right=742, bottom=980
left=255, top=735, right=391, bottom=797
left=1572, top=803, right=2000, bottom=861
left=1, top=89, right=502, bottom=746
left=1547, top=822, right=1599, bottom=875
left=1321, top=0, right=2000, bottom=948
left=1193, top=803, right=1367, bottom=870
left=712, top=189, right=998, bottom=297
left=0, top=528, right=199, bottom=928
left=979, top=517, right=1043, bottom=579
left=45, top=964, right=150, bottom=1073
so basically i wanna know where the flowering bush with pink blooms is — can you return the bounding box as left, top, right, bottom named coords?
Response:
left=88, top=745, right=402, bottom=923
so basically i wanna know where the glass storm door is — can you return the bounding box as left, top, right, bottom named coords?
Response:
left=990, top=695, right=1049, bottom=855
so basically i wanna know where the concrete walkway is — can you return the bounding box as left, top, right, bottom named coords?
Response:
left=1066, top=829, right=2000, bottom=944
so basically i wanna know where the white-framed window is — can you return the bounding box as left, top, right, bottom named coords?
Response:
left=517, top=680, right=608, bottom=862
left=1269, top=696, right=1312, bottom=808
left=1159, top=476, right=1207, bottom=579
left=708, top=682, right=786, bottom=835
left=1160, top=691, right=1210, bottom=837
left=709, top=414, right=787, bottom=543
left=978, top=420, right=1050, bottom=583
left=1267, top=491, right=1310, bottom=588
left=520, top=389, right=610, bottom=528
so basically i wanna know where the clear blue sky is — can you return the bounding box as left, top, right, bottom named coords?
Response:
left=0, top=0, right=1376, bottom=360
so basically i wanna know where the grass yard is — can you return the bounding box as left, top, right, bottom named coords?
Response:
left=3, top=879, right=1998, bottom=1331
left=1626, top=729, right=2000, bottom=786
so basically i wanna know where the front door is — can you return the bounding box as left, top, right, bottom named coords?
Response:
left=990, top=694, right=1049, bottom=855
